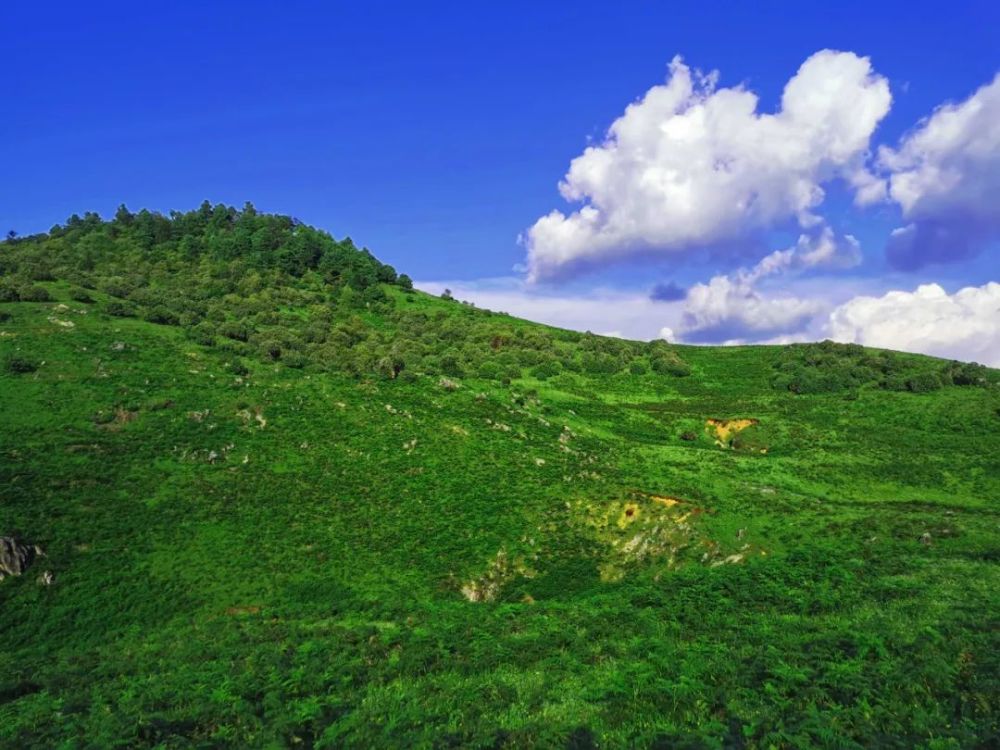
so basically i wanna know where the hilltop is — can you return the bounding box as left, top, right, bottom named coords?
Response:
left=1, top=205, right=998, bottom=748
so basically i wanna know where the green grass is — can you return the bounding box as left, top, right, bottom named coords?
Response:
left=0, top=209, right=998, bottom=748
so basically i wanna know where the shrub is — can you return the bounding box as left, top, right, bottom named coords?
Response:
left=101, top=279, right=134, bottom=298
left=375, top=355, right=405, bottom=379
left=0, top=284, right=20, bottom=302
left=18, top=285, right=51, bottom=302
left=882, top=374, right=909, bottom=392
left=530, top=360, right=562, bottom=380
left=105, top=300, right=136, bottom=318
left=440, top=353, right=464, bottom=378
left=6, top=355, right=38, bottom=374
left=188, top=322, right=216, bottom=347
left=69, top=288, right=94, bottom=304
left=144, top=306, right=180, bottom=325
left=582, top=352, right=621, bottom=375
left=906, top=372, right=942, bottom=393
left=650, top=354, right=691, bottom=377
left=945, top=361, right=988, bottom=386
left=282, top=352, right=308, bottom=369
left=218, top=320, right=252, bottom=342
left=25, top=265, right=55, bottom=281
left=629, top=360, right=649, bottom=375
left=257, top=335, right=285, bottom=361
left=477, top=361, right=502, bottom=380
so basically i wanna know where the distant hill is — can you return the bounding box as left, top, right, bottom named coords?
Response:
left=1, top=205, right=998, bottom=748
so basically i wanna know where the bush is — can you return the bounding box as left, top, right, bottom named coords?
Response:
left=257, top=335, right=285, bottom=361
left=218, top=320, right=252, bottom=342
left=629, top=360, right=649, bottom=375
left=375, top=355, right=405, bottom=379
left=18, top=285, right=51, bottom=302
left=0, top=284, right=20, bottom=302
left=582, top=352, right=621, bottom=375
left=945, top=361, right=988, bottom=386
left=477, top=361, right=502, bottom=380
left=530, top=360, right=562, bottom=380
left=70, top=288, right=94, bottom=304
left=101, top=279, right=134, bottom=298
left=282, top=352, right=309, bottom=369
left=228, top=359, right=250, bottom=377
left=188, top=322, right=216, bottom=347
left=906, top=371, right=942, bottom=393
left=105, top=300, right=136, bottom=318
left=6, top=355, right=38, bottom=374
left=440, top=353, right=464, bottom=378
left=650, top=354, right=691, bottom=377
left=143, top=306, right=180, bottom=325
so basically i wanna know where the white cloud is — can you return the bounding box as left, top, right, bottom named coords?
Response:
left=827, top=282, right=1000, bottom=366
left=676, top=227, right=861, bottom=342
left=415, top=277, right=686, bottom=340
left=678, top=274, right=823, bottom=343
left=875, top=73, right=1000, bottom=269
left=524, top=50, right=891, bottom=281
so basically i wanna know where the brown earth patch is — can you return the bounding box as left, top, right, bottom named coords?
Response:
left=225, top=605, right=261, bottom=616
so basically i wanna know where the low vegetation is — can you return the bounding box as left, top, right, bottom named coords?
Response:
left=1, top=206, right=997, bottom=748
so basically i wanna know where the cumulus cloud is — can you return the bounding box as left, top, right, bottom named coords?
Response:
left=678, top=275, right=823, bottom=343
left=828, top=282, right=1000, bottom=366
left=524, top=50, right=891, bottom=281
left=876, top=73, right=1000, bottom=269
left=676, top=228, right=861, bottom=342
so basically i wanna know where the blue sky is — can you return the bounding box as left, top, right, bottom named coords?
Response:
left=2, top=2, right=999, bottom=362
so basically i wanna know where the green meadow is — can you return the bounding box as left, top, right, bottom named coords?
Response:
left=1, top=205, right=997, bottom=748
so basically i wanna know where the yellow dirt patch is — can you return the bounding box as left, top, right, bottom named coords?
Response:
left=706, top=418, right=758, bottom=446
left=617, top=502, right=641, bottom=528
left=648, top=494, right=683, bottom=508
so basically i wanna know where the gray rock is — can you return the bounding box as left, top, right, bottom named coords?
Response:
left=0, top=536, right=44, bottom=579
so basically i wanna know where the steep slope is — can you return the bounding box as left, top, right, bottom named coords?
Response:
left=1, top=206, right=998, bottom=748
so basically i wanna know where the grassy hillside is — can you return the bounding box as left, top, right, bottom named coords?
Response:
left=1, top=206, right=998, bottom=748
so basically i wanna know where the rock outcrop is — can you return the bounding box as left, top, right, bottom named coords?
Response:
left=0, top=536, right=44, bottom=580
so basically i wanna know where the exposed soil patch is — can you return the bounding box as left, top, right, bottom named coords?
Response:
left=225, top=605, right=262, bottom=616
left=460, top=548, right=536, bottom=603
left=706, top=418, right=758, bottom=447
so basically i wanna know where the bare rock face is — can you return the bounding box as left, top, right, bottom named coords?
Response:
left=0, top=537, right=44, bottom=580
